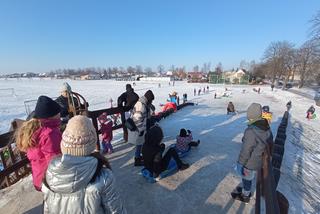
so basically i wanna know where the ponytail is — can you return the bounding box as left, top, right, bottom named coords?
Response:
left=15, top=119, right=41, bottom=152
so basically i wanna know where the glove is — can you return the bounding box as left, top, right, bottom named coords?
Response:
left=139, top=131, right=144, bottom=136
left=242, top=167, right=249, bottom=177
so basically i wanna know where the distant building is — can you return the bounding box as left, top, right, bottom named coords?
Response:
left=208, top=69, right=249, bottom=84
left=80, top=74, right=101, bottom=80
left=187, top=72, right=208, bottom=83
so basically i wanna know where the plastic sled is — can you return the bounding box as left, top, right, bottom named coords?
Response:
left=177, top=150, right=190, bottom=158
left=141, top=159, right=178, bottom=183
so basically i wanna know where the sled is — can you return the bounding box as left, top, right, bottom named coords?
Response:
left=141, top=159, right=178, bottom=183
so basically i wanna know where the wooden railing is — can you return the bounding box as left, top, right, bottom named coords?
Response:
left=0, top=102, right=194, bottom=189
left=255, top=111, right=289, bottom=214
left=0, top=122, right=31, bottom=189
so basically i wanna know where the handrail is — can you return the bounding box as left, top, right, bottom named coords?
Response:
left=255, top=111, right=289, bottom=214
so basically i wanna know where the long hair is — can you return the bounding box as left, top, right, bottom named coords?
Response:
left=15, top=118, right=41, bottom=152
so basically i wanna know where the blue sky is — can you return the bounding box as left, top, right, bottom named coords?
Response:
left=0, top=0, right=319, bottom=74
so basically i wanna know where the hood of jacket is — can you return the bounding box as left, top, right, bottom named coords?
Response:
left=139, top=96, right=148, bottom=106
left=250, top=119, right=270, bottom=131
left=45, top=155, right=98, bottom=194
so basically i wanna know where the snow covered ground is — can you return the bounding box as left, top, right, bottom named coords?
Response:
left=0, top=79, right=319, bottom=213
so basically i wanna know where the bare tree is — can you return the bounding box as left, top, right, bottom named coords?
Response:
left=310, top=10, right=320, bottom=45
left=263, top=41, right=295, bottom=85
left=193, top=65, right=199, bottom=72
left=296, top=40, right=319, bottom=87
left=157, top=65, right=165, bottom=74
left=215, top=62, right=223, bottom=74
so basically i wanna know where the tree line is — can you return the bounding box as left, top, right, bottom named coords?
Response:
left=252, top=11, right=320, bottom=88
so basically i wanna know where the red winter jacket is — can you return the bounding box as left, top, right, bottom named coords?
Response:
left=100, top=120, right=113, bottom=143
left=27, top=118, right=62, bottom=191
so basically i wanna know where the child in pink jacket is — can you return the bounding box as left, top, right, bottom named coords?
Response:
left=175, top=129, right=200, bottom=153
left=98, top=113, right=114, bottom=154
left=16, top=96, right=62, bottom=191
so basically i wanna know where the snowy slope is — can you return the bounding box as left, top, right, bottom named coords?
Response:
left=0, top=79, right=319, bottom=213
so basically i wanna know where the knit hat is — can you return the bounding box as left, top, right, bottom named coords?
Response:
left=126, top=84, right=132, bottom=92
left=60, top=82, right=71, bottom=92
left=34, top=96, right=61, bottom=119
left=247, top=103, right=262, bottom=121
left=144, top=90, right=155, bottom=102
left=180, top=129, right=187, bottom=137
left=145, top=125, right=163, bottom=146
left=61, top=115, right=97, bottom=156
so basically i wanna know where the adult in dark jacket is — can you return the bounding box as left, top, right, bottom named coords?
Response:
left=117, top=84, right=139, bottom=112
left=142, top=125, right=189, bottom=178
left=232, top=103, right=273, bottom=203
left=117, top=84, right=139, bottom=142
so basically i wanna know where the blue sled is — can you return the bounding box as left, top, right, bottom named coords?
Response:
left=141, top=159, right=178, bottom=183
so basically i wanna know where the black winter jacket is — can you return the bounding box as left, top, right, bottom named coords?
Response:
left=142, top=142, right=165, bottom=175
left=238, top=119, right=273, bottom=170
left=117, top=89, right=139, bottom=112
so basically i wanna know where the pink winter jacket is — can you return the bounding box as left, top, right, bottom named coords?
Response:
left=176, top=134, right=193, bottom=153
left=27, top=118, right=62, bottom=191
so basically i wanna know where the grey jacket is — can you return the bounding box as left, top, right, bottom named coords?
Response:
left=131, top=96, right=150, bottom=133
left=238, top=119, right=273, bottom=170
left=42, top=155, right=126, bottom=214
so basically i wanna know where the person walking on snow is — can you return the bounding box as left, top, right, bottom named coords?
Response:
left=42, top=116, right=126, bottom=213
left=194, top=88, right=196, bottom=96
left=128, top=90, right=155, bottom=166
left=231, top=103, right=273, bottom=203
left=16, top=96, right=62, bottom=191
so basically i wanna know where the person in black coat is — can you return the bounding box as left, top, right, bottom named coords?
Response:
left=142, top=125, right=189, bottom=178
left=117, top=84, right=139, bottom=112
left=118, top=84, right=139, bottom=142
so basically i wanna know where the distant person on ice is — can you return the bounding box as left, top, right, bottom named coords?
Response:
left=16, top=96, right=62, bottom=191
left=128, top=90, right=155, bottom=166
left=117, top=84, right=139, bottom=141
left=306, top=105, right=316, bottom=119
left=227, top=102, right=235, bottom=114
left=194, top=88, right=196, bottom=96
left=232, top=103, right=273, bottom=203
left=42, top=116, right=126, bottom=213
left=142, top=125, right=189, bottom=179
left=175, top=129, right=200, bottom=155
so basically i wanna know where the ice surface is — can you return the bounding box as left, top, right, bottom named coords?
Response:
left=0, top=79, right=319, bottom=213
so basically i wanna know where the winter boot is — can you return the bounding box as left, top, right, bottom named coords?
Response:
left=231, top=192, right=251, bottom=203
left=134, top=157, right=144, bottom=167
left=178, top=162, right=190, bottom=171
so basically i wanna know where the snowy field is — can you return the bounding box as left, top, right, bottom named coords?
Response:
left=0, top=79, right=319, bottom=213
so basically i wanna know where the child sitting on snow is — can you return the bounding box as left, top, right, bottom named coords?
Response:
left=262, top=106, right=272, bottom=124
left=98, top=113, right=113, bottom=154
left=142, top=125, right=189, bottom=178
left=227, top=102, right=236, bottom=114
left=175, top=129, right=200, bottom=154
left=306, top=105, right=316, bottom=119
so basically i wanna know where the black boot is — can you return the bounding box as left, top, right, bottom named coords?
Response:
left=231, top=192, right=251, bottom=203
left=134, top=157, right=144, bottom=166
left=178, top=162, right=190, bottom=170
